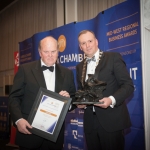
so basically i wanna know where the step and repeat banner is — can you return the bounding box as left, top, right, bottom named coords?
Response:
left=19, top=0, right=144, bottom=149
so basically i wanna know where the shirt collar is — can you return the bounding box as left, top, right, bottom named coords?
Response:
left=40, top=59, right=55, bottom=68
left=86, top=49, right=99, bottom=62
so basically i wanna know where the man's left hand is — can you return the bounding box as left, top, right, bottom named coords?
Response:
left=59, top=90, right=70, bottom=97
left=94, top=97, right=112, bottom=108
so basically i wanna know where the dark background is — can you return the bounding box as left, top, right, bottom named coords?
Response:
left=0, top=0, right=16, bottom=12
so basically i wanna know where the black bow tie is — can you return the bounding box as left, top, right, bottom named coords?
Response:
left=42, top=65, right=54, bottom=72
left=86, top=56, right=96, bottom=64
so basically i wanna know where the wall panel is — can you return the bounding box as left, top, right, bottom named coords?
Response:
left=0, top=0, right=56, bottom=96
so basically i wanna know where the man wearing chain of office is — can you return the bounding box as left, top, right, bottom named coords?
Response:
left=75, top=30, right=134, bottom=150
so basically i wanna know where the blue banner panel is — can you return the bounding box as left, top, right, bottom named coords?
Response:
left=64, top=108, right=87, bottom=150
left=124, top=61, right=144, bottom=150
left=98, top=0, right=141, bottom=65
left=125, top=127, right=145, bottom=150
left=19, top=38, right=33, bottom=64
left=126, top=62, right=144, bottom=130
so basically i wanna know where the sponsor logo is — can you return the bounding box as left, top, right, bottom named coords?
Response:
left=70, top=119, right=83, bottom=128
left=70, top=119, right=78, bottom=125
left=79, top=110, right=84, bottom=114
left=15, top=52, right=19, bottom=66
left=72, top=130, right=78, bottom=139
left=58, top=35, right=66, bottom=52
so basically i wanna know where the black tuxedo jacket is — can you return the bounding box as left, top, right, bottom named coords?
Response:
left=76, top=52, right=134, bottom=133
left=9, top=60, right=76, bottom=149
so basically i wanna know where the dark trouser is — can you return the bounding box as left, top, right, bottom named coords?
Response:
left=19, top=147, right=40, bottom=150
left=17, top=124, right=64, bottom=150
left=19, top=139, right=62, bottom=150
left=85, top=114, right=124, bottom=150
left=20, top=147, right=62, bottom=150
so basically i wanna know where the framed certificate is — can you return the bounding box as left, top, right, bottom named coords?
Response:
left=27, top=87, right=72, bottom=142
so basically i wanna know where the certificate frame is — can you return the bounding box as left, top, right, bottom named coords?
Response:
left=27, top=87, right=72, bottom=142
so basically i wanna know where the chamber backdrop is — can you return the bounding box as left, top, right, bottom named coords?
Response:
left=19, top=0, right=144, bottom=149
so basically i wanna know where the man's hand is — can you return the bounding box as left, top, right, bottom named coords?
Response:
left=16, top=118, right=32, bottom=134
left=94, top=97, right=112, bottom=108
left=59, top=90, right=70, bottom=97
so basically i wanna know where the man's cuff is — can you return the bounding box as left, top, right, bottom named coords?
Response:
left=109, top=96, right=116, bottom=108
left=15, top=118, right=23, bottom=125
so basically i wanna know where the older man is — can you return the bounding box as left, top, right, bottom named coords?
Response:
left=9, top=36, right=76, bottom=150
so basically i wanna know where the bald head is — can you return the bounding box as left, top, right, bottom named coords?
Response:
left=38, top=36, right=58, bottom=51
left=38, top=36, right=59, bottom=66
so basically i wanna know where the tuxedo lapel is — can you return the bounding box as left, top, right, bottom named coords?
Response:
left=31, top=60, right=47, bottom=88
left=55, top=64, right=64, bottom=93
left=31, top=61, right=64, bottom=92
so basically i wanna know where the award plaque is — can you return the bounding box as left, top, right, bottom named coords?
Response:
left=73, top=74, right=107, bottom=104
left=27, top=87, right=72, bottom=142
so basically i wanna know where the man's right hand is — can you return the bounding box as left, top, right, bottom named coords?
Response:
left=16, top=118, right=32, bottom=134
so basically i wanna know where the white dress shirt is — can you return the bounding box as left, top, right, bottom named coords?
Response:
left=41, top=60, right=55, bottom=92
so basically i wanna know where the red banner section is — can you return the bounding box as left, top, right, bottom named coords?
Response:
left=14, top=51, right=19, bottom=74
